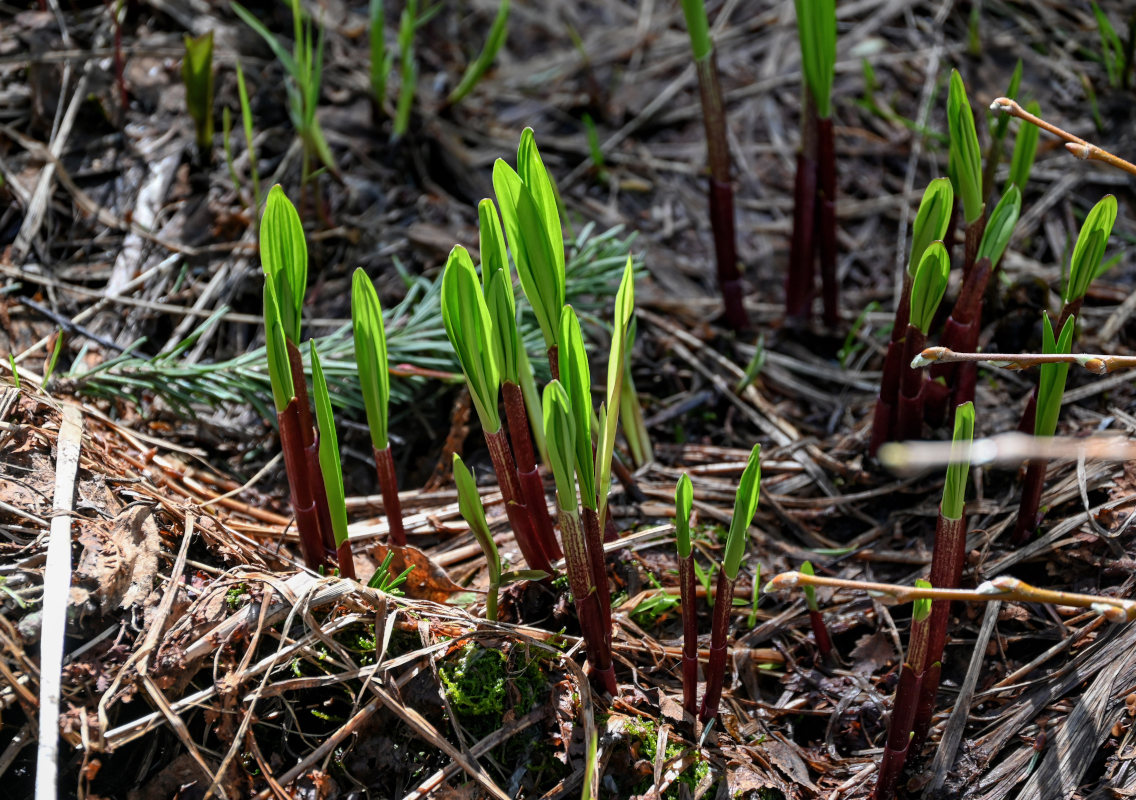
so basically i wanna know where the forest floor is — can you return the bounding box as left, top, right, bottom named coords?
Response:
left=3, top=0, right=1136, bottom=798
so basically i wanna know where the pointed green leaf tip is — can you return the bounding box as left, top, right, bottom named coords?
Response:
left=595, top=256, right=636, bottom=521
left=263, top=280, right=294, bottom=413
left=675, top=473, right=693, bottom=559
left=559, top=306, right=596, bottom=509
left=260, top=185, right=307, bottom=344
left=479, top=199, right=521, bottom=384
left=1066, top=195, right=1117, bottom=305
left=351, top=269, right=390, bottom=450
left=491, top=130, right=565, bottom=352
left=800, top=559, right=817, bottom=610
left=1035, top=314, right=1075, bottom=438
left=723, top=444, right=761, bottom=581
left=311, top=340, right=349, bottom=548
left=1008, top=100, right=1040, bottom=194
left=912, top=579, right=932, bottom=622
left=542, top=380, right=577, bottom=516
left=453, top=454, right=500, bottom=581
left=948, top=70, right=983, bottom=225
left=441, top=245, right=501, bottom=432
left=976, top=185, right=1021, bottom=269
left=909, top=178, right=953, bottom=276
left=909, top=241, right=950, bottom=334
left=793, top=0, right=837, bottom=118
left=942, top=401, right=975, bottom=521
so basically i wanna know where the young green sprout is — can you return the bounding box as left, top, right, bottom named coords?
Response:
left=982, top=59, right=1021, bottom=198
left=352, top=268, right=405, bottom=546
left=948, top=69, right=986, bottom=274
left=234, top=61, right=262, bottom=215
left=674, top=472, right=697, bottom=718
left=1013, top=314, right=1076, bottom=545
left=1007, top=100, right=1040, bottom=194
left=310, top=341, right=355, bottom=579
left=441, top=245, right=550, bottom=575
left=700, top=443, right=760, bottom=724
left=620, top=318, right=653, bottom=468
left=895, top=242, right=950, bottom=440
left=679, top=0, right=748, bottom=331
left=453, top=454, right=501, bottom=620
left=392, top=0, right=418, bottom=139
left=369, top=0, right=393, bottom=116
left=492, top=129, right=566, bottom=375
left=182, top=32, right=215, bottom=158
left=595, top=258, right=636, bottom=535
left=447, top=0, right=509, bottom=105
left=544, top=379, right=616, bottom=695
left=786, top=0, right=838, bottom=326
left=800, top=561, right=833, bottom=660
left=871, top=178, right=952, bottom=455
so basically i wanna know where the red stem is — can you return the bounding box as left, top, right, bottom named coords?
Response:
left=679, top=555, right=698, bottom=718
left=873, top=663, right=923, bottom=800
left=928, top=256, right=993, bottom=425
left=278, top=400, right=325, bottom=571
left=1012, top=459, right=1047, bottom=545
left=870, top=337, right=906, bottom=456
left=335, top=540, right=356, bottom=580
left=582, top=506, right=610, bottom=633
left=504, top=382, right=559, bottom=559
left=808, top=609, right=833, bottom=660
left=485, top=428, right=551, bottom=575
left=547, top=345, right=560, bottom=383
left=962, top=213, right=987, bottom=281
left=816, top=116, right=838, bottom=329
left=787, top=149, right=818, bottom=321
left=373, top=444, right=406, bottom=546
left=306, top=438, right=336, bottom=554
left=699, top=568, right=738, bottom=723
left=895, top=326, right=928, bottom=440
left=559, top=508, right=616, bottom=695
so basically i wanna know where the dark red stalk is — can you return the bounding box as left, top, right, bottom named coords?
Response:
left=286, top=341, right=336, bottom=553
left=278, top=399, right=326, bottom=571
left=895, top=325, right=927, bottom=441
left=485, top=427, right=551, bottom=575
left=808, top=609, right=833, bottom=660
left=583, top=506, right=610, bottom=632
left=547, top=345, right=560, bottom=382
left=926, top=257, right=993, bottom=425
left=1018, top=298, right=1081, bottom=436
left=335, top=540, right=356, bottom=579
left=373, top=444, right=406, bottom=546
left=873, top=663, right=922, bottom=800
left=307, top=439, right=336, bottom=557
left=962, top=213, right=987, bottom=281
left=869, top=336, right=906, bottom=456
left=503, top=381, right=559, bottom=560
left=679, top=554, right=698, bottom=719
left=699, top=568, right=738, bottom=723
left=559, top=509, right=616, bottom=696
left=1012, top=459, right=1047, bottom=545
left=786, top=103, right=819, bottom=322
left=694, top=52, right=748, bottom=332
left=816, top=116, right=838, bottom=329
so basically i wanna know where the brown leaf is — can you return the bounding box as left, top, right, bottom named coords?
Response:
left=849, top=630, right=896, bottom=675
left=369, top=543, right=465, bottom=603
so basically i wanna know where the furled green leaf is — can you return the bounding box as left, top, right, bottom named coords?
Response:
left=1007, top=100, right=1040, bottom=193
left=909, top=178, right=954, bottom=276
left=723, top=444, right=761, bottom=581
left=351, top=268, right=390, bottom=450
left=912, top=579, right=932, bottom=622
left=989, top=59, right=1022, bottom=147
left=595, top=257, right=635, bottom=522
left=558, top=305, right=596, bottom=509
left=260, top=185, right=307, bottom=344
left=263, top=281, right=294, bottom=413
left=441, top=245, right=501, bottom=432
left=1065, top=195, right=1117, bottom=304
left=182, top=32, right=215, bottom=150
left=478, top=198, right=520, bottom=384
left=942, top=401, right=974, bottom=521
left=800, top=560, right=817, bottom=610
left=542, top=380, right=578, bottom=516
left=975, top=185, right=1021, bottom=269
left=311, top=340, right=349, bottom=548
left=517, top=129, right=565, bottom=281
left=793, top=0, right=837, bottom=118
left=675, top=473, right=693, bottom=559
left=448, top=0, right=509, bottom=104
left=1035, top=314, right=1075, bottom=438
left=948, top=70, right=984, bottom=225
left=679, top=0, right=712, bottom=61
left=908, top=241, right=950, bottom=334
left=453, top=453, right=500, bottom=582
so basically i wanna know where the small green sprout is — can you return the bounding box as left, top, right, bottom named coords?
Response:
left=912, top=579, right=933, bottom=623
left=582, top=113, right=607, bottom=182
left=1091, top=2, right=1129, bottom=89
left=441, top=245, right=501, bottom=432
left=1007, top=100, right=1040, bottom=193
left=948, top=70, right=984, bottom=225
left=369, top=0, right=393, bottom=110
left=675, top=473, right=693, bottom=560
left=1065, top=195, right=1117, bottom=305
left=908, top=241, right=950, bottom=335
left=793, top=0, right=837, bottom=119
left=8, top=354, right=19, bottom=389
left=942, top=401, right=975, bottom=521
left=1036, top=314, right=1076, bottom=438
left=453, top=453, right=501, bottom=620
left=260, top=185, right=307, bottom=345
left=182, top=32, right=215, bottom=153
left=975, top=185, right=1022, bottom=269
left=448, top=0, right=509, bottom=105
left=311, top=341, right=353, bottom=577
left=367, top=550, right=413, bottom=594
left=722, top=444, right=761, bottom=582
left=909, top=178, right=954, bottom=276
left=393, top=0, right=418, bottom=139
left=800, top=560, right=819, bottom=611
left=595, top=258, right=635, bottom=526
left=747, top=564, right=762, bottom=629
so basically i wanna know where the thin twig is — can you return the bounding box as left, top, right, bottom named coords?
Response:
left=989, top=97, right=1136, bottom=176
left=912, top=346, right=1136, bottom=374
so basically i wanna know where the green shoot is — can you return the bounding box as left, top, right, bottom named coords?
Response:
left=479, top=199, right=521, bottom=385
left=1007, top=100, right=1040, bottom=194
left=793, top=0, right=837, bottom=119
left=942, top=401, right=975, bottom=521
left=441, top=245, right=501, bottom=432
left=447, top=0, right=509, bottom=105
left=8, top=354, right=20, bottom=389
left=723, top=444, right=761, bottom=582
left=559, top=306, right=596, bottom=508
left=595, top=258, right=635, bottom=528
left=367, top=550, right=413, bottom=594
left=369, top=0, right=393, bottom=110
left=260, top=185, right=307, bottom=345
left=675, top=472, right=693, bottom=559
left=582, top=113, right=608, bottom=183
left=975, top=185, right=1022, bottom=269
left=909, top=178, right=954, bottom=275
left=912, top=579, right=932, bottom=623
left=182, top=32, right=215, bottom=153
left=393, top=0, right=418, bottom=139
left=983, top=59, right=1021, bottom=196
left=453, top=453, right=502, bottom=620
left=800, top=560, right=818, bottom=611
left=1092, top=2, right=1128, bottom=88
left=619, top=318, right=652, bottom=467
left=1036, top=314, right=1076, bottom=438
left=908, top=241, right=950, bottom=335
left=747, top=564, right=762, bottom=628
left=235, top=61, right=262, bottom=215
left=948, top=70, right=984, bottom=225
left=679, top=0, right=711, bottom=61
left=543, top=380, right=579, bottom=520
left=736, top=332, right=766, bottom=391
left=1065, top=195, right=1117, bottom=306
left=263, top=283, right=294, bottom=413
left=311, top=341, right=353, bottom=577
left=351, top=269, right=391, bottom=450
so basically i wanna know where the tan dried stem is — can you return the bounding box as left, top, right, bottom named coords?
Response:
left=913, top=346, right=1136, bottom=374
left=990, top=97, right=1136, bottom=177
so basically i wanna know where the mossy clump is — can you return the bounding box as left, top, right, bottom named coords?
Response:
left=438, top=642, right=548, bottom=731
left=625, top=718, right=711, bottom=798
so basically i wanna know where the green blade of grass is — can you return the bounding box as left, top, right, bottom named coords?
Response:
left=722, top=444, right=761, bottom=581
left=351, top=268, right=391, bottom=450
left=447, top=0, right=509, bottom=104
left=311, top=340, right=349, bottom=549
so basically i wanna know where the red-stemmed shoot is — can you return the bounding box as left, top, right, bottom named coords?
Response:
left=799, top=561, right=833, bottom=660
left=948, top=70, right=986, bottom=275
left=894, top=242, right=950, bottom=441
left=679, top=0, right=748, bottom=330
left=700, top=443, right=761, bottom=724
left=309, top=341, right=355, bottom=579
left=352, top=268, right=406, bottom=546
left=674, top=472, right=697, bottom=719
left=1006, top=99, right=1041, bottom=194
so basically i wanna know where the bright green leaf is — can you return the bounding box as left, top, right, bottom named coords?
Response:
left=912, top=579, right=932, bottom=622
left=1066, top=195, right=1117, bottom=304
left=311, top=340, right=349, bottom=549
left=948, top=70, right=983, bottom=225
left=909, top=178, right=954, bottom=276
left=976, top=185, right=1021, bottom=268
left=675, top=473, right=693, bottom=559
left=351, top=268, right=390, bottom=450
left=793, top=0, right=837, bottom=118
left=441, top=245, right=501, bottom=432
left=942, top=401, right=974, bottom=521
left=908, top=241, right=950, bottom=334
left=723, top=444, right=761, bottom=581
left=263, top=280, right=294, bottom=413
left=260, top=185, right=307, bottom=344
left=542, top=380, right=578, bottom=516
left=1035, top=314, right=1075, bottom=438
left=1007, top=100, right=1040, bottom=193
left=453, top=453, right=501, bottom=583
left=558, top=305, right=596, bottom=509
